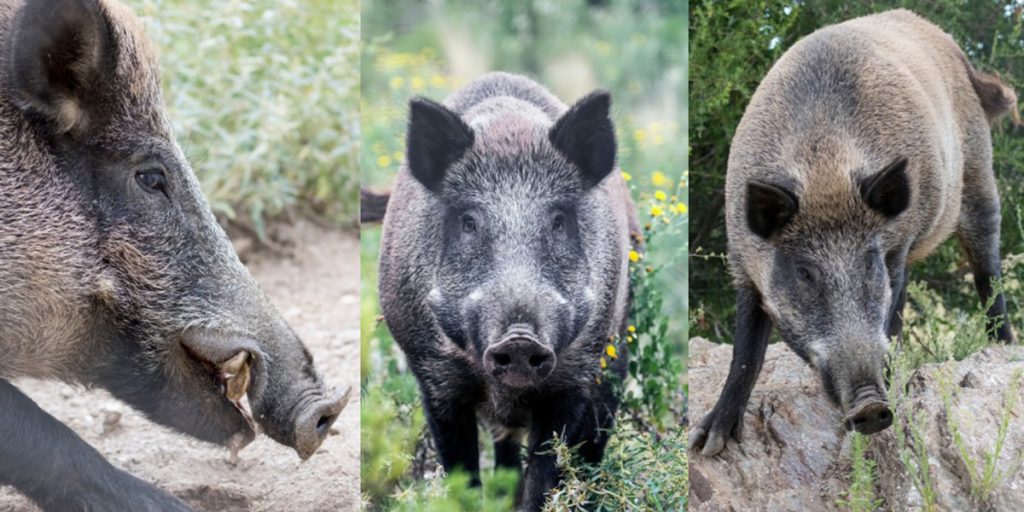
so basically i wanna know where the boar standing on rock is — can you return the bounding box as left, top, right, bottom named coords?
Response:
left=377, top=72, right=638, bottom=510
left=0, top=1, right=349, bottom=510
left=692, top=9, right=1019, bottom=457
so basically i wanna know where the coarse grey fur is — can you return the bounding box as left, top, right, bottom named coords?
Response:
left=378, top=72, right=638, bottom=509
left=0, top=1, right=347, bottom=509
left=693, top=9, right=1018, bottom=457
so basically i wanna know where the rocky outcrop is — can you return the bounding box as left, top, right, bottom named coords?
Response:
left=688, top=337, right=1024, bottom=511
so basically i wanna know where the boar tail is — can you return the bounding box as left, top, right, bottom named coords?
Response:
left=360, top=188, right=390, bottom=223
left=962, top=54, right=1020, bottom=125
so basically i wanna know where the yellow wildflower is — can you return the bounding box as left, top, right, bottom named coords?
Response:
left=377, top=155, right=392, bottom=167
left=389, top=76, right=405, bottom=90
left=621, top=171, right=632, bottom=181
left=633, top=129, right=647, bottom=143
left=651, top=205, right=664, bottom=217
left=655, top=190, right=667, bottom=201
left=652, top=171, right=669, bottom=187
left=606, top=344, right=618, bottom=359
left=675, top=203, right=688, bottom=215
left=411, top=76, right=426, bottom=91
left=627, top=325, right=636, bottom=333
left=600, top=357, right=607, bottom=369
left=629, top=250, right=640, bottom=263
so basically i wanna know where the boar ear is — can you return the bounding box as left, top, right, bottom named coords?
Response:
left=550, top=90, right=617, bottom=188
left=406, top=97, right=474, bottom=192
left=860, top=158, right=910, bottom=218
left=8, top=0, right=115, bottom=138
left=747, top=181, right=799, bottom=239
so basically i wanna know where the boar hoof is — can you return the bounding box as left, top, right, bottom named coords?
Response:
left=690, top=409, right=744, bottom=456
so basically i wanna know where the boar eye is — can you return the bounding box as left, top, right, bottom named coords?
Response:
left=135, top=169, right=167, bottom=194
left=796, top=266, right=815, bottom=283
left=461, top=214, right=477, bottom=234
left=552, top=213, right=565, bottom=232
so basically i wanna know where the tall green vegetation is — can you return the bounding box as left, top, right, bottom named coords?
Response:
left=129, top=0, right=361, bottom=235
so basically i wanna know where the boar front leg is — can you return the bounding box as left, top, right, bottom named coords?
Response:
left=689, top=285, right=772, bottom=456
left=422, top=393, right=481, bottom=484
left=519, top=394, right=593, bottom=511
left=885, top=252, right=909, bottom=340
left=958, top=170, right=1014, bottom=343
left=0, top=379, right=191, bottom=512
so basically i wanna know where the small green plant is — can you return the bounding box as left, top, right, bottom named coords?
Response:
left=544, top=423, right=688, bottom=511
left=887, top=350, right=940, bottom=512
left=837, top=433, right=882, bottom=512
left=389, top=468, right=519, bottom=511
left=939, top=368, right=1024, bottom=503
left=899, top=281, right=993, bottom=368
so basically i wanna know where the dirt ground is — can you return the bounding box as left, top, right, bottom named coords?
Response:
left=0, top=222, right=360, bottom=512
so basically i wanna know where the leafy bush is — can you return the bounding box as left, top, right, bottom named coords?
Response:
left=129, top=0, right=361, bottom=234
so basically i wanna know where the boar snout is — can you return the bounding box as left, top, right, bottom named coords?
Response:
left=843, top=385, right=892, bottom=434
left=483, top=325, right=556, bottom=389
left=292, top=385, right=351, bottom=460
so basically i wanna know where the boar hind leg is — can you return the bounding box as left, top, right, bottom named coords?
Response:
left=689, top=285, right=772, bottom=456
left=958, top=174, right=1015, bottom=343
left=0, top=379, right=191, bottom=512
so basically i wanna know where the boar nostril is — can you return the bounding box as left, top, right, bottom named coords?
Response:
left=529, top=354, right=549, bottom=368
left=878, top=409, right=893, bottom=428
left=494, top=353, right=512, bottom=366
left=316, top=413, right=338, bottom=437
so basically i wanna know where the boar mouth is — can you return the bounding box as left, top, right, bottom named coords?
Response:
left=217, top=351, right=261, bottom=460
left=180, top=341, right=261, bottom=456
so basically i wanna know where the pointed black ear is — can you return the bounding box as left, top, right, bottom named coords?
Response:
left=8, top=0, right=115, bottom=137
left=406, top=97, right=474, bottom=192
left=860, top=158, right=909, bottom=218
left=549, top=90, right=616, bottom=188
left=747, top=181, right=799, bottom=239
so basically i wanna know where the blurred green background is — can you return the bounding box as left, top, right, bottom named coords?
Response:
left=690, top=0, right=1024, bottom=348
left=360, top=0, right=688, bottom=509
left=129, top=0, right=360, bottom=236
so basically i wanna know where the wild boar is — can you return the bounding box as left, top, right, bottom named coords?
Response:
left=0, top=0, right=349, bottom=509
left=377, top=72, right=638, bottom=510
left=691, top=9, right=1018, bottom=456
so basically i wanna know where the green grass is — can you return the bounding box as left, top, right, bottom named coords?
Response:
left=939, top=367, right=1024, bottom=503
left=359, top=1, right=687, bottom=509
left=836, top=433, right=882, bottom=512
left=875, top=301, right=1023, bottom=510
left=887, top=349, right=940, bottom=512
left=129, top=0, right=360, bottom=234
